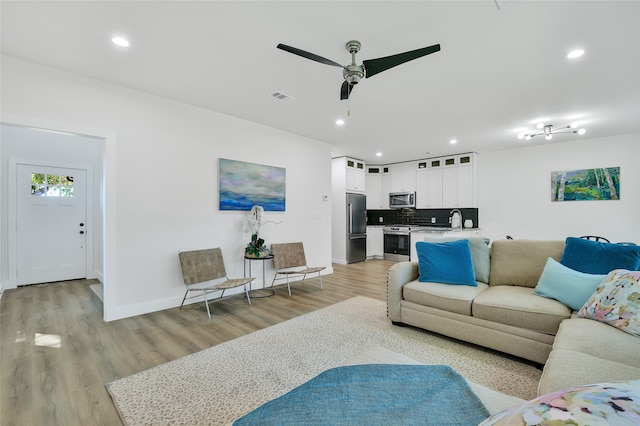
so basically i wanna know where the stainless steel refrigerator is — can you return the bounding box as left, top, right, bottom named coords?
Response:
left=346, top=193, right=367, bottom=263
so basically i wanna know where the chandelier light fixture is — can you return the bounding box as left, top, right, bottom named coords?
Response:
left=517, top=122, right=586, bottom=141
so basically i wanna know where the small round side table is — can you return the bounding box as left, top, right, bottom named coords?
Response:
left=243, top=254, right=275, bottom=297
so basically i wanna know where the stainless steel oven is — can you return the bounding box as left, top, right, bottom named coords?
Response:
left=383, top=226, right=411, bottom=261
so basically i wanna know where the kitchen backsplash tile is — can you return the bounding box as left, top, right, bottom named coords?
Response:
left=366, top=208, right=479, bottom=228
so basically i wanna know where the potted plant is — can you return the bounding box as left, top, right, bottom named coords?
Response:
left=243, top=205, right=278, bottom=258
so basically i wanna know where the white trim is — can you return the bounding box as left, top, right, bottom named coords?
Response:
left=1, top=114, right=117, bottom=322
left=9, top=159, right=94, bottom=288
left=107, top=266, right=334, bottom=321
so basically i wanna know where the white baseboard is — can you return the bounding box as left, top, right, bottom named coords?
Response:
left=103, top=266, right=335, bottom=322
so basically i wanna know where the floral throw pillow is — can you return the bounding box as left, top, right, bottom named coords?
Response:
left=578, top=269, right=640, bottom=337
left=480, top=380, right=640, bottom=425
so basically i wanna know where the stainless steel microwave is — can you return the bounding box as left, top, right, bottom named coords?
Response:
left=389, top=192, right=416, bottom=209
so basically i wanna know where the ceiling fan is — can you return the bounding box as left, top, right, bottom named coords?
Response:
left=276, top=40, right=441, bottom=100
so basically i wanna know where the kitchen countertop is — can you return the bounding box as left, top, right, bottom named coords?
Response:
left=410, top=227, right=480, bottom=232
left=366, top=225, right=480, bottom=232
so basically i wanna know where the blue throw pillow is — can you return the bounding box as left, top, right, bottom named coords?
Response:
left=533, top=258, right=607, bottom=310
left=560, top=237, right=640, bottom=274
left=416, top=240, right=476, bottom=286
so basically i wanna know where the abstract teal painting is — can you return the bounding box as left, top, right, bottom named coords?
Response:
left=551, top=167, right=620, bottom=202
left=218, top=158, right=286, bottom=211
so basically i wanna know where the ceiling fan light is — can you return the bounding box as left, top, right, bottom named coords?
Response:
left=517, top=133, right=525, bottom=140
left=536, top=122, right=545, bottom=129
left=524, top=134, right=532, bottom=140
left=336, top=119, right=345, bottom=126
left=577, top=128, right=586, bottom=135
left=546, top=134, right=552, bottom=140
left=570, top=122, right=579, bottom=128
left=449, top=139, right=457, bottom=144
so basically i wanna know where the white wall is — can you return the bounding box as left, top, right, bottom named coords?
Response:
left=0, top=55, right=333, bottom=321
left=479, top=133, right=640, bottom=244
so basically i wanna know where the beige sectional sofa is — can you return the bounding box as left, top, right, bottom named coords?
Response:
left=387, top=238, right=640, bottom=396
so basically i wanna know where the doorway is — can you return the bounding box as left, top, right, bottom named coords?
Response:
left=16, top=164, right=88, bottom=285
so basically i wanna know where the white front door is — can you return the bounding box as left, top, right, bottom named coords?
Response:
left=16, top=165, right=87, bottom=285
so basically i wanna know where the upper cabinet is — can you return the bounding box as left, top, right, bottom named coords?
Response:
left=345, top=158, right=366, bottom=193
left=366, top=166, right=390, bottom=209
left=364, top=153, right=477, bottom=210
left=389, top=161, right=416, bottom=193
left=441, top=153, right=477, bottom=208
left=416, top=158, right=443, bottom=208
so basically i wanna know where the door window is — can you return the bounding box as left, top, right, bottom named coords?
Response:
left=31, top=173, right=74, bottom=197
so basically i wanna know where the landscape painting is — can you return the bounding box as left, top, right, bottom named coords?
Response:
left=218, top=158, right=286, bottom=211
left=551, top=167, right=620, bottom=202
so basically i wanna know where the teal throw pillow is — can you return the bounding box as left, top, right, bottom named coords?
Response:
left=416, top=240, right=476, bottom=286
left=560, top=237, right=640, bottom=274
left=533, top=258, right=606, bottom=310
left=421, top=236, right=490, bottom=283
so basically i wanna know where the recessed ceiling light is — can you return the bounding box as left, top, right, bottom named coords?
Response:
left=567, top=49, right=584, bottom=59
left=449, top=139, right=457, bottom=144
left=336, top=119, right=345, bottom=126
left=376, top=152, right=382, bottom=157
left=112, top=36, right=130, bottom=47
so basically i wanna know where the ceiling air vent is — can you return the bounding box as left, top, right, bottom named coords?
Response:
left=270, top=91, right=295, bottom=102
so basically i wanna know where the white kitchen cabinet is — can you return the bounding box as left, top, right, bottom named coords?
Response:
left=365, top=172, right=381, bottom=209
left=415, top=160, right=443, bottom=209
left=389, top=161, right=416, bottom=193
left=366, top=166, right=390, bottom=209
left=441, top=153, right=477, bottom=208
left=345, top=158, right=366, bottom=193
left=366, top=226, right=384, bottom=259
left=380, top=171, right=390, bottom=209
left=456, top=162, right=474, bottom=207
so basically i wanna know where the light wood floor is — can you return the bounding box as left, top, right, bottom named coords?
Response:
left=0, top=259, right=395, bottom=426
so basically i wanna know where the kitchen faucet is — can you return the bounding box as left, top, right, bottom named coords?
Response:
left=449, top=209, right=463, bottom=230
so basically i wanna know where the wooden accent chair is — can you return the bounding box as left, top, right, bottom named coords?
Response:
left=178, top=248, right=255, bottom=318
left=270, top=242, right=325, bottom=296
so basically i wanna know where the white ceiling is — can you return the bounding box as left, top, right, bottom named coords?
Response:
left=1, top=1, right=639, bottom=164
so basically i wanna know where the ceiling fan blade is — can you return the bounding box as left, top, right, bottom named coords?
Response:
left=362, top=44, right=441, bottom=78
left=340, top=81, right=354, bottom=100
left=277, top=44, right=343, bottom=68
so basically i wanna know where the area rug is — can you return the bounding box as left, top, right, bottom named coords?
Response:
left=106, top=296, right=541, bottom=426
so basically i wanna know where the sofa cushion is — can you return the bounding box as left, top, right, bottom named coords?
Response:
left=481, top=379, right=640, bottom=426
left=421, top=236, right=491, bottom=283
left=489, top=240, right=565, bottom=288
left=552, top=317, right=640, bottom=367
left=539, top=349, right=640, bottom=395
left=473, top=286, right=570, bottom=334
left=403, top=280, right=489, bottom=316
left=533, top=257, right=606, bottom=310
left=560, top=236, right=640, bottom=274
left=578, top=269, right=640, bottom=337
left=416, top=240, right=476, bottom=286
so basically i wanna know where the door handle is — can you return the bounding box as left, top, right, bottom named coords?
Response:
left=79, top=230, right=85, bottom=235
